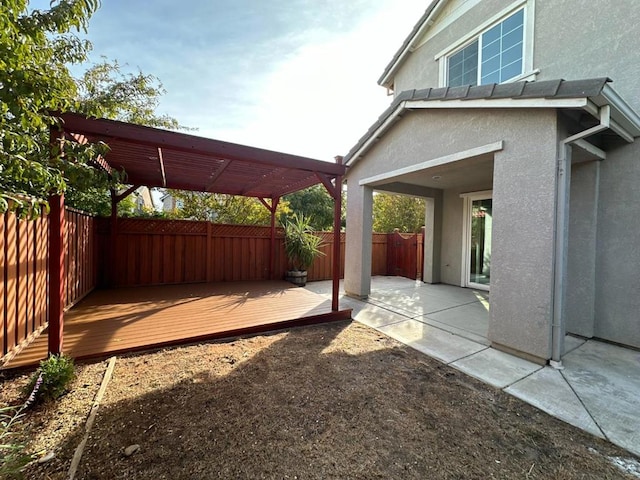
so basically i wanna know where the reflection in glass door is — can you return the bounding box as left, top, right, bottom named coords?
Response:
left=464, top=192, right=493, bottom=290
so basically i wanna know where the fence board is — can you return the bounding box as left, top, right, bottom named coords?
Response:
left=36, top=215, right=47, bottom=328
left=0, top=214, right=5, bottom=354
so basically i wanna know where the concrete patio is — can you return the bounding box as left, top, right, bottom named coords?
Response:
left=304, top=276, right=640, bottom=458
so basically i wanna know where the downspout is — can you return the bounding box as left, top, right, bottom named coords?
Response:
left=551, top=105, right=610, bottom=368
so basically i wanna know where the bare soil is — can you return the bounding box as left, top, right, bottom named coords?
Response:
left=1, top=321, right=637, bottom=479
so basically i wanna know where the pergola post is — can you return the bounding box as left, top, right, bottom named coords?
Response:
left=269, top=197, right=280, bottom=280
left=331, top=156, right=344, bottom=311
left=259, top=197, right=280, bottom=280
left=48, top=193, right=65, bottom=355
left=109, top=189, right=118, bottom=287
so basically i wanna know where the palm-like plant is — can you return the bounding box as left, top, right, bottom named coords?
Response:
left=283, top=213, right=324, bottom=271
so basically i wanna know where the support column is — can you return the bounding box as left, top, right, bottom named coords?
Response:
left=48, top=194, right=65, bottom=355
left=423, top=192, right=443, bottom=284
left=331, top=157, right=343, bottom=311
left=109, top=189, right=118, bottom=287
left=344, top=184, right=373, bottom=299
left=268, top=197, right=280, bottom=280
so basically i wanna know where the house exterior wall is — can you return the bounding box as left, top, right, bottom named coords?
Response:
left=393, top=1, right=640, bottom=111
left=593, top=141, right=640, bottom=349
left=393, top=0, right=527, bottom=94
left=566, top=159, right=599, bottom=339
left=535, top=0, right=640, bottom=111
left=345, top=108, right=560, bottom=361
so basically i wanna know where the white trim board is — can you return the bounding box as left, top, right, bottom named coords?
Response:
left=408, top=98, right=588, bottom=110
left=358, top=141, right=503, bottom=186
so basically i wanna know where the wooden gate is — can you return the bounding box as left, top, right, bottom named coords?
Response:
left=386, top=230, right=423, bottom=280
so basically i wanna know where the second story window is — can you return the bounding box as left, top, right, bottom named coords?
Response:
left=446, top=8, right=525, bottom=87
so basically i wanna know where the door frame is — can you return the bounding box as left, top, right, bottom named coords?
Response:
left=460, top=190, right=492, bottom=291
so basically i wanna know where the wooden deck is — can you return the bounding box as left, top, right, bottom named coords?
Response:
left=4, top=281, right=352, bottom=369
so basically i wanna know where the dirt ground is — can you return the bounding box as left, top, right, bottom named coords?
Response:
left=2, top=321, right=638, bottom=479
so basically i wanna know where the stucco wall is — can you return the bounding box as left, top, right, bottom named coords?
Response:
left=535, top=0, right=640, bottom=111
left=393, top=0, right=508, bottom=94
left=345, top=108, right=559, bottom=360
left=566, top=160, right=599, bottom=339
left=594, top=142, right=640, bottom=349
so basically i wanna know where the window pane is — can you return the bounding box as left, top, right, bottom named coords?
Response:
left=502, top=8, right=524, bottom=34
left=481, top=70, right=500, bottom=85
left=503, top=26, right=523, bottom=50
left=463, top=68, right=479, bottom=85
left=482, top=38, right=501, bottom=60
left=483, top=23, right=501, bottom=45
left=479, top=9, right=524, bottom=85
left=448, top=40, right=478, bottom=87
left=500, top=59, right=522, bottom=81
left=502, top=42, right=523, bottom=66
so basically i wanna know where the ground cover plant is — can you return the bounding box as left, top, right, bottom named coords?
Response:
left=1, top=322, right=637, bottom=479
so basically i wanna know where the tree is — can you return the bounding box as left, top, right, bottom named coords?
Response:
left=75, top=59, right=187, bottom=130
left=0, top=0, right=101, bottom=216
left=62, top=59, right=188, bottom=215
left=284, top=185, right=334, bottom=231
left=167, top=191, right=291, bottom=225
left=373, top=193, right=426, bottom=233
left=0, top=2, right=185, bottom=217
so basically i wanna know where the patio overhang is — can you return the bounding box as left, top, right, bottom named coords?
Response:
left=57, top=112, right=345, bottom=198
left=344, top=78, right=640, bottom=168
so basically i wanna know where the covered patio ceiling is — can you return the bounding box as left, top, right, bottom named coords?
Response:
left=58, top=112, right=345, bottom=198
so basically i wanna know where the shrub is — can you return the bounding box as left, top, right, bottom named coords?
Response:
left=23, top=354, right=75, bottom=404
left=1, top=373, right=44, bottom=479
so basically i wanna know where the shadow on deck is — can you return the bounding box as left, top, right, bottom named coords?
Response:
left=5, top=281, right=352, bottom=369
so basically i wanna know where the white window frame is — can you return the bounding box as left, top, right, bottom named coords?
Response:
left=437, top=0, right=536, bottom=87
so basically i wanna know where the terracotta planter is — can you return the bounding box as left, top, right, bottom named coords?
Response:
left=285, top=270, right=307, bottom=287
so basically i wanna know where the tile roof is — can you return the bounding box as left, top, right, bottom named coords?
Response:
left=344, top=78, right=612, bottom=165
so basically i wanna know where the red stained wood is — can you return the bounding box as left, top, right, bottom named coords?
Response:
left=5, top=214, right=17, bottom=355
left=5, top=281, right=352, bottom=369
left=48, top=195, right=65, bottom=354
left=0, top=214, right=5, bottom=354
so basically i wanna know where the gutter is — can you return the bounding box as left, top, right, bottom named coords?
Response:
left=550, top=105, right=610, bottom=369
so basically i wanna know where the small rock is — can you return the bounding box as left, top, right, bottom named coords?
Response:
left=37, top=451, right=55, bottom=464
left=124, top=444, right=140, bottom=457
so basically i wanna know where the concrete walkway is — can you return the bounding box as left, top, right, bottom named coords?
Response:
left=304, top=277, right=640, bottom=458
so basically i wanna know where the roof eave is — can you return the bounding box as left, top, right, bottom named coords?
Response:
left=377, top=0, right=445, bottom=89
left=599, top=84, right=640, bottom=139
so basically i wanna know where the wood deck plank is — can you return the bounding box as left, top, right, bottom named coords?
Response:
left=5, top=281, right=351, bottom=369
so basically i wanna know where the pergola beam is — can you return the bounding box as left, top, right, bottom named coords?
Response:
left=59, top=113, right=345, bottom=176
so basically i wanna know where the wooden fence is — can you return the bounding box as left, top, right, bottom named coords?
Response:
left=1, top=208, right=96, bottom=364
left=98, top=218, right=423, bottom=287
left=2, top=212, right=423, bottom=362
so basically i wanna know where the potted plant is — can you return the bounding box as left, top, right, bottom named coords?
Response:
left=283, top=213, right=324, bottom=286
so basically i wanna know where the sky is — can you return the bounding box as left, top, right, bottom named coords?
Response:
left=36, top=0, right=427, bottom=161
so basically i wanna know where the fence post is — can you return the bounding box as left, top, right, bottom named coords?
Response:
left=48, top=194, right=65, bottom=355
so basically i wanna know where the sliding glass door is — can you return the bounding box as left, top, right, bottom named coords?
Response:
left=462, top=191, right=492, bottom=290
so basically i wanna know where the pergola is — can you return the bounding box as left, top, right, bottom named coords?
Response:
left=47, top=113, right=347, bottom=354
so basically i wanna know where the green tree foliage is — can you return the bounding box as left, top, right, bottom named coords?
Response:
left=76, top=59, right=185, bottom=130
left=167, top=191, right=291, bottom=225
left=63, top=60, right=187, bottom=215
left=0, top=0, right=101, bottom=214
left=0, top=2, right=184, bottom=216
left=284, top=184, right=335, bottom=231
left=373, top=192, right=426, bottom=233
